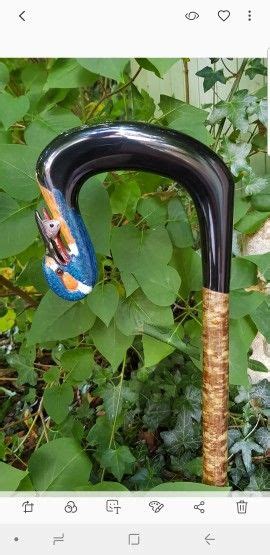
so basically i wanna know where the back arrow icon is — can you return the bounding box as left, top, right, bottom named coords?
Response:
left=205, top=533, right=215, bottom=545
left=19, top=11, right=26, bottom=21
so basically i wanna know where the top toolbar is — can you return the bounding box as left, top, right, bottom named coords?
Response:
left=0, top=1, right=269, bottom=57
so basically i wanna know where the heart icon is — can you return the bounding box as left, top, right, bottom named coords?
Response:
left=218, top=10, right=230, bottom=21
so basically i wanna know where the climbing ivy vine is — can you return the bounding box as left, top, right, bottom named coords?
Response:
left=0, top=58, right=269, bottom=492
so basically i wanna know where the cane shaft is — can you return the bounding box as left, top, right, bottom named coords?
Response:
left=202, top=288, right=229, bottom=486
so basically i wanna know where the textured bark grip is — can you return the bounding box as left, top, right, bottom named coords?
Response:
left=202, top=288, right=229, bottom=486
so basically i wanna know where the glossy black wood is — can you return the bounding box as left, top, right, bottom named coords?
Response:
left=36, top=122, right=234, bottom=292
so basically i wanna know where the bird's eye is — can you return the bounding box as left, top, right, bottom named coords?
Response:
left=56, top=268, right=64, bottom=276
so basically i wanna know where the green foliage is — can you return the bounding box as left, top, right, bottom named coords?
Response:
left=28, top=438, right=92, bottom=490
left=0, top=57, right=269, bottom=492
left=43, top=384, right=74, bottom=424
left=100, top=446, right=135, bottom=481
left=28, top=291, right=96, bottom=343
left=196, top=66, right=226, bottom=92
left=159, top=95, right=212, bottom=144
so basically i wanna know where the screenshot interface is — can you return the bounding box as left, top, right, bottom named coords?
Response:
left=0, top=1, right=269, bottom=553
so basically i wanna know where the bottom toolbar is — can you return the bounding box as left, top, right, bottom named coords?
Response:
left=1, top=524, right=268, bottom=555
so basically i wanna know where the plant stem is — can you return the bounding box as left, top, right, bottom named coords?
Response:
left=13, top=397, right=45, bottom=453
left=88, top=67, right=142, bottom=119
left=183, top=59, right=190, bottom=104
left=0, top=275, right=38, bottom=307
left=213, top=59, right=249, bottom=151
left=221, top=59, right=236, bottom=76
left=100, top=354, right=126, bottom=482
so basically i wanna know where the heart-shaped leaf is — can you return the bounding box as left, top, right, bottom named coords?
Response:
left=28, top=438, right=92, bottom=490
left=0, top=92, right=29, bottom=129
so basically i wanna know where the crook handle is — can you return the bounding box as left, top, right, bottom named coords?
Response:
left=37, top=122, right=234, bottom=486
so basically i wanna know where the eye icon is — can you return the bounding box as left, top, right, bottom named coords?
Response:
left=185, top=11, right=200, bottom=20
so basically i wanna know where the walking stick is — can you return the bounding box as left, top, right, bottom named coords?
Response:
left=35, top=123, right=234, bottom=486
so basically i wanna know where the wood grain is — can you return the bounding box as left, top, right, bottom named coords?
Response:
left=202, top=287, right=229, bottom=486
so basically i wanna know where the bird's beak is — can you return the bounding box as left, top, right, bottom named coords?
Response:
left=35, top=210, right=70, bottom=264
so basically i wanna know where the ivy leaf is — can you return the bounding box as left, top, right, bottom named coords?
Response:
left=101, top=383, right=123, bottom=421
left=161, top=408, right=201, bottom=453
left=250, top=379, right=270, bottom=408
left=43, top=384, right=74, bottom=424
left=221, top=140, right=251, bottom=176
left=143, top=397, right=171, bottom=430
left=229, top=438, right=264, bottom=473
left=254, top=428, right=270, bottom=451
left=243, top=174, right=269, bottom=196
left=87, top=416, right=113, bottom=448
left=28, top=438, right=92, bottom=490
left=256, top=99, right=267, bottom=126
left=248, top=466, right=270, bottom=491
left=228, top=429, right=242, bottom=449
left=100, top=446, right=135, bottom=481
left=87, top=283, right=119, bottom=327
left=196, top=66, right=226, bottom=92
left=184, top=385, right=202, bottom=422
left=209, top=91, right=257, bottom=133
left=27, top=291, right=96, bottom=344
left=245, top=59, right=267, bottom=80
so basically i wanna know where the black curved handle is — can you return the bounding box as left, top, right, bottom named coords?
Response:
left=36, top=122, right=234, bottom=293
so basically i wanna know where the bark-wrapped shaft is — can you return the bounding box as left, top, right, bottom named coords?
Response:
left=202, top=287, right=229, bottom=486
